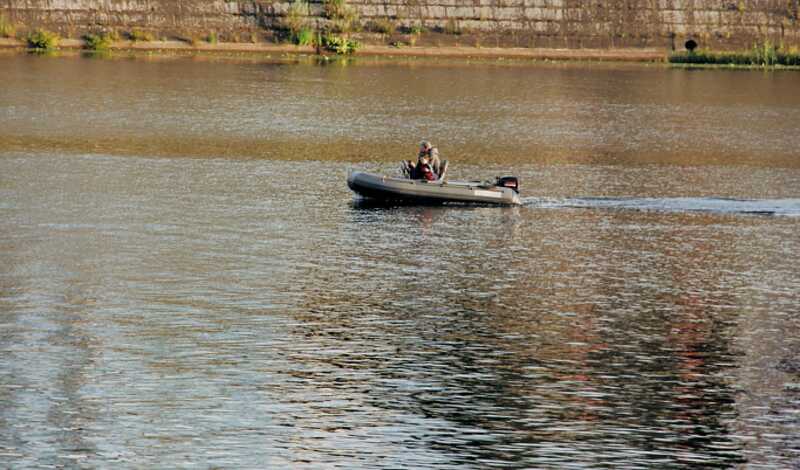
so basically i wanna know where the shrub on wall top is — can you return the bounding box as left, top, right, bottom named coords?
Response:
left=84, top=32, right=113, bottom=51
left=322, top=34, right=359, bottom=54
left=324, top=0, right=359, bottom=33
left=129, top=29, right=154, bottom=41
left=28, top=29, right=60, bottom=49
left=0, top=14, right=16, bottom=38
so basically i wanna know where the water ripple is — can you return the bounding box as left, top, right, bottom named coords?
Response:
left=524, top=197, right=800, bottom=216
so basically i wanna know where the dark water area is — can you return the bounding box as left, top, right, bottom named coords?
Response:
left=1, top=54, right=800, bottom=468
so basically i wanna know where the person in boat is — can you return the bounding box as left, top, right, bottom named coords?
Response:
left=418, top=140, right=433, bottom=158
left=416, top=154, right=437, bottom=181
left=428, top=147, right=445, bottom=177
left=419, top=141, right=442, bottom=175
left=402, top=140, right=447, bottom=180
left=403, top=153, right=437, bottom=181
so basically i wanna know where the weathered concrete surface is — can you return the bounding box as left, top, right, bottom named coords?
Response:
left=2, top=0, right=798, bottom=51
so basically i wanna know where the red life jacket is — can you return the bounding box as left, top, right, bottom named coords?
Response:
left=418, top=162, right=436, bottom=181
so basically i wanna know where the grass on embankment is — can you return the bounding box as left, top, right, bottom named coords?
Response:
left=27, top=28, right=60, bottom=50
left=670, top=42, right=800, bottom=68
left=0, top=14, right=16, bottom=38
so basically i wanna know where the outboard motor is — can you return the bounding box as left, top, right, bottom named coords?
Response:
left=496, top=176, right=520, bottom=193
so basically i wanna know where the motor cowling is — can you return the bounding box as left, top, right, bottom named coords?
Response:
left=496, top=176, right=520, bottom=193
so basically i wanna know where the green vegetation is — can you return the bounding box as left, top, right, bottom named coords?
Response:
left=409, top=24, right=425, bottom=35
left=128, top=29, right=154, bottom=42
left=284, top=1, right=315, bottom=45
left=0, top=14, right=16, bottom=38
left=285, top=1, right=309, bottom=33
left=670, top=41, right=800, bottom=67
left=369, top=17, right=396, bottom=35
left=280, top=0, right=357, bottom=53
left=294, top=27, right=314, bottom=46
left=27, top=29, right=60, bottom=50
left=84, top=32, right=113, bottom=51
left=283, top=0, right=314, bottom=46
left=324, top=0, right=359, bottom=33
left=322, top=34, right=359, bottom=54
left=279, top=0, right=359, bottom=53
left=207, top=31, right=218, bottom=44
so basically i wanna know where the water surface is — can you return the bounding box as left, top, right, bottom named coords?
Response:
left=2, top=53, right=799, bottom=167
left=1, top=53, right=799, bottom=468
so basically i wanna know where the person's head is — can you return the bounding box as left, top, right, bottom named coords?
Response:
left=420, top=140, right=432, bottom=152
left=430, top=148, right=439, bottom=158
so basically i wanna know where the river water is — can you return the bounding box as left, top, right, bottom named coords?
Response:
left=1, top=53, right=799, bottom=468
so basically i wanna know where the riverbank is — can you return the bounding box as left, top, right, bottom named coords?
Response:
left=6, top=36, right=800, bottom=69
left=0, top=37, right=666, bottom=62
left=670, top=47, right=800, bottom=67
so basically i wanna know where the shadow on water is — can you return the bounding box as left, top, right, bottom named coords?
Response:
left=80, top=50, right=114, bottom=60
left=350, top=198, right=519, bottom=211
left=350, top=199, right=450, bottom=210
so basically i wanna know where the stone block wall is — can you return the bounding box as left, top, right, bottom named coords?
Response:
left=2, top=0, right=799, bottom=49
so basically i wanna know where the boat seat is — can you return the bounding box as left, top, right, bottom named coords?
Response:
left=400, top=160, right=413, bottom=179
left=434, top=160, right=448, bottom=182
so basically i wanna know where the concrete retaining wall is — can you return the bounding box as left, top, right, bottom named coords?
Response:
left=2, top=0, right=798, bottom=49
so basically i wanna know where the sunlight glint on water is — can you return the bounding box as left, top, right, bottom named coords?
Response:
left=1, top=54, right=799, bottom=468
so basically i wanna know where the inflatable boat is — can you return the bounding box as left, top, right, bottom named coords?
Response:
left=347, top=171, right=521, bottom=205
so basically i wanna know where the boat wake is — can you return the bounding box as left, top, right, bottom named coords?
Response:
left=521, top=197, right=800, bottom=217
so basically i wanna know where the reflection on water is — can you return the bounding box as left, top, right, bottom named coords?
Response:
left=1, top=54, right=800, bottom=468
left=1, top=53, right=800, bottom=167
left=1, top=154, right=799, bottom=468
